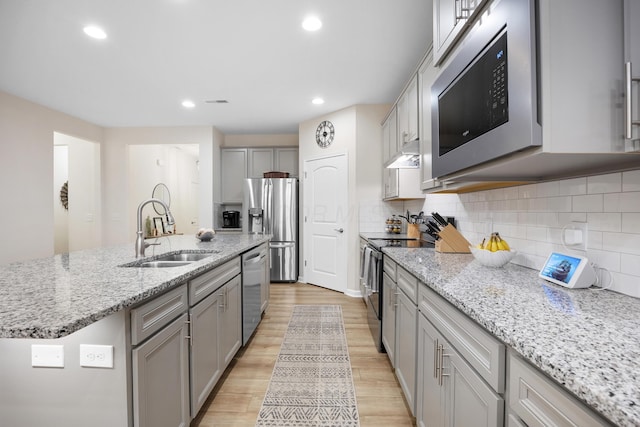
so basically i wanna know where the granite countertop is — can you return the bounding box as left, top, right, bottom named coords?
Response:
left=382, top=246, right=640, bottom=427
left=0, top=234, right=269, bottom=340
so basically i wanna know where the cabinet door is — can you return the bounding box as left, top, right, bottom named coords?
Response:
left=443, top=341, right=504, bottom=427
left=417, top=314, right=443, bottom=427
left=260, top=250, right=270, bottom=313
left=274, top=148, right=299, bottom=177
left=189, top=291, right=222, bottom=417
left=133, top=313, right=190, bottom=427
left=382, top=116, right=391, bottom=163
left=625, top=0, right=640, bottom=145
left=248, top=148, right=274, bottom=178
left=433, top=0, right=465, bottom=64
left=219, top=275, right=242, bottom=368
left=383, top=168, right=399, bottom=200
left=395, top=288, right=417, bottom=415
left=418, top=50, right=442, bottom=191
left=221, top=149, right=247, bottom=203
left=381, top=272, right=396, bottom=367
left=398, top=75, right=419, bottom=145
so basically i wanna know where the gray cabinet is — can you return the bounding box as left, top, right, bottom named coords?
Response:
left=417, top=314, right=504, bottom=427
left=508, top=352, right=613, bottom=427
left=418, top=50, right=442, bottom=192
left=433, top=0, right=487, bottom=65
left=397, top=75, right=419, bottom=145
left=382, top=107, right=398, bottom=163
left=394, top=266, right=419, bottom=415
left=381, top=271, right=397, bottom=367
left=221, top=147, right=298, bottom=203
left=260, top=249, right=270, bottom=313
left=189, top=264, right=242, bottom=416
left=131, top=284, right=191, bottom=427
left=417, top=282, right=505, bottom=427
left=221, top=149, right=248, bottom=203
left=625, top=0, right=640, bottom=149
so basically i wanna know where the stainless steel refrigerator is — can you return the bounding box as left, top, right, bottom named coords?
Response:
left=243, top=178, right=298, bottom=282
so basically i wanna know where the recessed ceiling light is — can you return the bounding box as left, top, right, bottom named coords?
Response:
left=302, top=16, right=322, bottom=32
left=182, top=100, right=196, bottom=108
left=83, top=25, right=107, bottom=39
left=312, top=98, right=324, bottom=105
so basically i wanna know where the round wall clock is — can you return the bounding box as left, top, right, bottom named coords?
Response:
left=315, top=120, right=335, bottom=148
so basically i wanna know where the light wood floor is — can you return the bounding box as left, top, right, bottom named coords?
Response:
left=192, top=282, right=415, bottom=427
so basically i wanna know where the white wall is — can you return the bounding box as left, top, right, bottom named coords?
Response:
left=421, top=170, right=640, bottom=298
left=102, top=127, right=217, bottom=246
left=299, top=104, right=389, bottom=295
left=0, top=90, right=104, bottom=265
left=53, top=145, right=69, bottom=254
left=128, top=144, right=200, bottom=236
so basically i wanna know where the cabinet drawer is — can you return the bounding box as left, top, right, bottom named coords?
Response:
left=383, top=255, right=397, bottom=281
left=397, top=266, right=418, bottom=304
left=419, top=283, right=505, bottom=393
left=131, top=284, right=188, bottom=346
left=189, top=258, right=241, bottom=306
left=508, top=352, right=612, bottom=427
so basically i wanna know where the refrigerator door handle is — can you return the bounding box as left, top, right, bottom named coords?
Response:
left=270, top=242, right=295, bottom=248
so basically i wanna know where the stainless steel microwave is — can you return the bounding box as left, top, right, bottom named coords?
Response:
left=431, top=0, right=542, bottom=179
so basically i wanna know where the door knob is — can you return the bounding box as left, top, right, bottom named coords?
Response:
left=334, top=228, right=344, bottom=233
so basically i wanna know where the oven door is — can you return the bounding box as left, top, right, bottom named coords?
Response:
left=362, top=244, right=384, bottom=351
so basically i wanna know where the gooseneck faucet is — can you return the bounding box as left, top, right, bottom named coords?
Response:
left=135, top=198, right=175, bottom=257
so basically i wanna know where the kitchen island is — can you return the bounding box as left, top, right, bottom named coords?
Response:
left=0, top=234, right=269, bottom=427
left=382, top=246, right=640, bottom=427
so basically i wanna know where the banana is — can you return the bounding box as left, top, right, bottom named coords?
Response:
left=490, top=235, right=498, bottom=252
left=475, top=238, right=486, bottom=249
left=495, top=233, right=511, bottom=251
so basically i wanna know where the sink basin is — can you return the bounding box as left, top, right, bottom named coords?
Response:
left=139, top=260, right=193, bottom=268
left=120, top=251, right=219, bottom=268
left=153, top=253, right=213, bottom=262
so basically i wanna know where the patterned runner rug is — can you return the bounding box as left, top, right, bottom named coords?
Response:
left=255, top=305, right=360, bottom=427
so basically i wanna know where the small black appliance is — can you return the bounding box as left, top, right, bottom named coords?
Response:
left=222, top=210, right=240, bottom=228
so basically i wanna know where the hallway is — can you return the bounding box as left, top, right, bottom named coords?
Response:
left=192, top=282, right=415, bottom=426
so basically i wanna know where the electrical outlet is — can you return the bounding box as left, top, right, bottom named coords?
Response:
left=80, top=344, right=114, bottom=368
left=563, top=221, right=588, bottom=251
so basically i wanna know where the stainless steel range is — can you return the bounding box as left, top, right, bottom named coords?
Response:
left=360, top=236, right=434, bottom=352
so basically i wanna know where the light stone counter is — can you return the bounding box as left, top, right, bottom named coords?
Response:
left=0, top=234, right=269, bottom=339
left=382, top=246, right=640, bottom=427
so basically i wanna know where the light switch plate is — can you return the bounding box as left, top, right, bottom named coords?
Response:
left=31, top=344, right=64, bottom=368
left=80, top=344, right=114, bottom=368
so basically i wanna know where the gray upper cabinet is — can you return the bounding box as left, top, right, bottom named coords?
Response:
left=418, top=50, right=442, bottom=191
left=397, top=75, right=419, bottom=145
left=248, top=148, right=275, bottom=178
left=221, top=147, right=298, bottom=203
left=625, top=0, right=640, bottom=149
left=433, top=0, right=487, bottom=65
left=221, top=149, right=248, bottom=203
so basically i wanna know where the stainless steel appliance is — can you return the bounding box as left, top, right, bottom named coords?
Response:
left=241, top=243, right=268, bottom=345
left=431, top=0, right=541, bottom=178
left=223, top=210, right=240, bottom=228
left=361, top=237, right=434, bottom=352
left=243, top=178, right=298, bottom=282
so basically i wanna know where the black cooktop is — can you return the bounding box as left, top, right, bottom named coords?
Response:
left=368, top=237, right=435, bottom=250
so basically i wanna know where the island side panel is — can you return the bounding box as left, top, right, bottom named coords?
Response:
left=0, top=310, right=131, bottom=427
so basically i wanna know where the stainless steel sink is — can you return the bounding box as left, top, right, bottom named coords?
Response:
left=153, top=253, right=213, bottom=262
left=139, top=260, right=193, bottom=268
left=121, top=251, right=219, bottom=268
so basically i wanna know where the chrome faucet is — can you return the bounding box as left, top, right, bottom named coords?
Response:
left=135, top=198, right=175, bottom=257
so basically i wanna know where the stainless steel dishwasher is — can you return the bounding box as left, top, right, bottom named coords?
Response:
left=241, top=243, right=268, bottom=345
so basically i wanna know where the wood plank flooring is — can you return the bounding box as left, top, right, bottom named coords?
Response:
left=192, top=283, right=415, bottom=427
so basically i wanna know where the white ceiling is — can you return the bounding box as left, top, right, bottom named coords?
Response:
left=0, top=0, right=433, bottom=134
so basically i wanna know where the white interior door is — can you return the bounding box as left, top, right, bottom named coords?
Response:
left=303, top=154, right=348, bottom=293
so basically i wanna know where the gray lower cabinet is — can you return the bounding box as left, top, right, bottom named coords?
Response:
left=381, top=271, right=396, bottom=367
left=508, top=351, right=613, bottom=427
left=131, top=257, right=243, bottom=427
left=190, top=274, right=241, bottom=416
left=395, top=286, right=417, bottom=415
left=132, top=311, right=191, bottom=427
left=417, top=314, right=504, bottom=427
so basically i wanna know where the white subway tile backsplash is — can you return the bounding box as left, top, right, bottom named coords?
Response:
left=587, top=212, right=622, bottom=232
left=572, top=194, right=603, bottom=212
left=622, top=213, right=640, bottom=233
left=419, top=168, right=640, bottom=298
left=603, top=192, right=640, bottom=212
left=587, top=172, right=621, bottom=194
left=622, top=169, right=640, bottom=191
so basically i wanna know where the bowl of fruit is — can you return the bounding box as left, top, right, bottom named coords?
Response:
left=470, top=233, right=516, bottom=267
